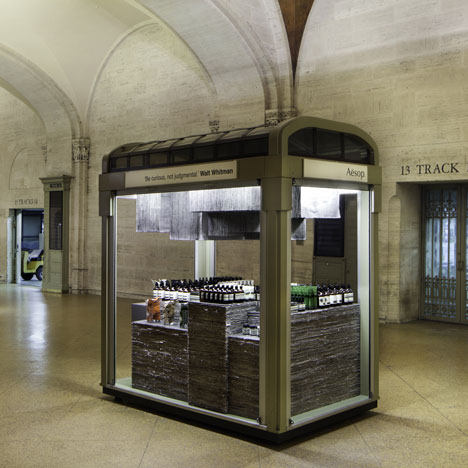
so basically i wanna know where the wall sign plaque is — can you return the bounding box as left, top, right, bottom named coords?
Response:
left=303, top=159, right=369, bottom=183
left=125, top=161, right=237, bottom=189
left=400, top=162, right=460, bottom=177
left=14, top=198, right=39, bottom=207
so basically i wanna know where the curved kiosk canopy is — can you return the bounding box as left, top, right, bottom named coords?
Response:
left=99, top=116, right=381, bottom=442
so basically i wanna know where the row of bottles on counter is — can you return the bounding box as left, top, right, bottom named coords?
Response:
left=152, top=277, right=259, bottom=304
left=152, top=283, right=193, bottom=302
left=152, top=277, right=353, bottom=309
left=291, top=283, right=354, bottom=310
left=318, top=285, right=354, bottom=307
left=200, top=285, right=259, bottom=303
left=154, top=276, right=241, bottom=290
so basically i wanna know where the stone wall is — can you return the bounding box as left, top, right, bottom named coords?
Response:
left=0, top=88, right=47, bottom=282
left=297, top=0, right=468, bottom=321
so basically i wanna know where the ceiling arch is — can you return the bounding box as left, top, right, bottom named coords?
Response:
left=84, top=20, right=219, bottom=135
left=138, top=0, right=293, bottom=119
left=0, top=45, right=81, bottom=139
left=0, top=0, right=300, bottom=138
left=210, top=0, right=294, bottom=114
left=0, top=0, right=151, bottom=127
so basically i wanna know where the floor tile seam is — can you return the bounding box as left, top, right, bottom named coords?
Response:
left=137, top=416, right=159, bottom=467
left=382, top=362, right=468, bottom=437
left=352, top=422, right=383, bottom=467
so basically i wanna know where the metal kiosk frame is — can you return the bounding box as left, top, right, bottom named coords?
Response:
left=99, top=116, right=381, bottom=442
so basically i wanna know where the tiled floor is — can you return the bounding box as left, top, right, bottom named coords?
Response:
left=0, top=284, right=467, bottom=467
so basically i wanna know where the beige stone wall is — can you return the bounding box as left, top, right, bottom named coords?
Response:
left=297, top=0, right=468, bottom=322
left=216, top=240, right=260, bottom=284
left=115, top=198, right=194, bottom=298
left=86, top=21, right=265, bottom=295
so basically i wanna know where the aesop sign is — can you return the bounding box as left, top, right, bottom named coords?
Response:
left=303, top=160, right=369, bottom=183
left=125, top=161, right=237, bottom=188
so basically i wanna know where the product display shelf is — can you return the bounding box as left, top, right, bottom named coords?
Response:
left=290, top=303, right=361, bottom=415
left=187, top=301, right=258, bottom=413
left=130, top=301, right=360, bottom=421
left=132, top=320, right=188, bottom=400
left=228, top=334, right=259, bottom=419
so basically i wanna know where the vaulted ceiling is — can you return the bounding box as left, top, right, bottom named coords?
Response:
left=0, top=0, right=314, bottom=138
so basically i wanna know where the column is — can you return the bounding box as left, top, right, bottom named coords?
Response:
left=259, top=176, right=292, bottom=433
left=70, top=138, right=90, bottom=293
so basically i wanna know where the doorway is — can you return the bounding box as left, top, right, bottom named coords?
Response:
left=7, top=209, right=44, bottom=286
left=422, top=185, right=468, bottom=324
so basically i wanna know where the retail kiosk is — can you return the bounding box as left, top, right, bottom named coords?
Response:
left=99, top=116, right=381, bottom=442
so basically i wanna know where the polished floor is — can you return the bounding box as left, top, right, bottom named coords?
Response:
left=0, top=284, right=467, bottom=467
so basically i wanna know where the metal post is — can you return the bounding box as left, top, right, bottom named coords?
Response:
left=260, top=177, right=292, bottom=433
left=101, top=193, right=116, bottom=387
left=370, top=188, right=380, bottom=399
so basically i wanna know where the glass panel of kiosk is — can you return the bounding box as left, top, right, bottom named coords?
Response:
left=114, top=186, right=262, bottom=423
left=290, top=185, right=371, bottom=425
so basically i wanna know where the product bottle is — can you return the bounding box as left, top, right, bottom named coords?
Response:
left=250, top=325, right=259, bottom=336
left=298, top=295, right=305, bottom=311
left=183, top=288, right=190, bottom=303
left=330, top=285, right=337, bottom=306
left=324, top=285, right=331, bottom=307
left=336, top=285, right=343, bottom=305
left=323, top=286, right=330, bottom=307
left=317, top=287, right=324, bottom=308
left=152, top=281, right=159, bottom=298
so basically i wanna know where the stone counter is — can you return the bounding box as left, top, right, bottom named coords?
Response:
left=132, top=320, right=188, bottom=401
left=131, top=302, right=360, bottom=420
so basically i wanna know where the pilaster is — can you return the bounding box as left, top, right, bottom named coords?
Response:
left=70, top=137, right=90, bottom=293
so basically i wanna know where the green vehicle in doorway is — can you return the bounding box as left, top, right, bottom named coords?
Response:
left=21, top=249, right=43, bottom=281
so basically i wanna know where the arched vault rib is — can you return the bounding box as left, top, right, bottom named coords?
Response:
left=84, top=21, right=219, bottom=136
left=0, top=45, right=82, bottom=139
left=208, top=0, right=278, bottom=111
left=209, top=0, right=295, bottom=113
left=138, top=0, right=279, bottom=121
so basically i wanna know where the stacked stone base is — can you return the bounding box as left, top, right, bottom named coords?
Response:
left=131, top=302, right=360, bottom=419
